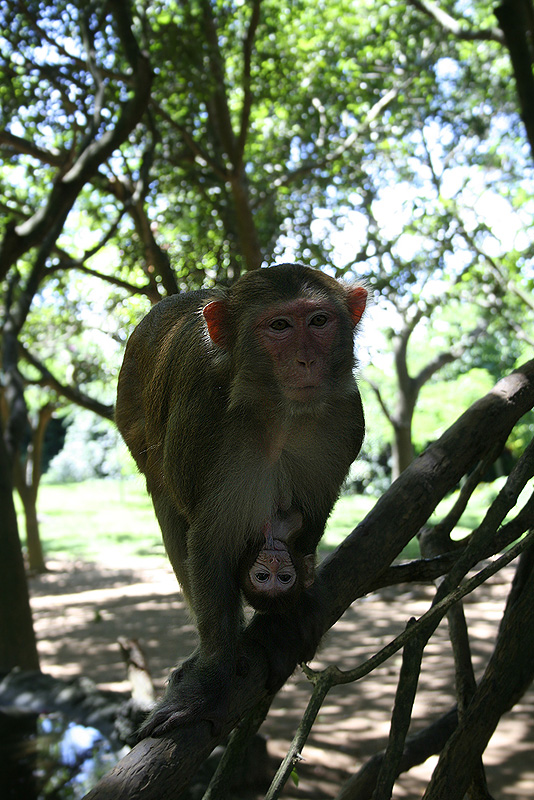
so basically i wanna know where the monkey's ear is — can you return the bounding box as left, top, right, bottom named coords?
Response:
left=302, top=554, right=316, bottom=589
left=203, top=300, right=229, bottom=347
left=347, top=286, right=367, bottom=327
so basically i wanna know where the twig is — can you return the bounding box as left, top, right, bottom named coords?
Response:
left=373, top=620, right=426, bottom=800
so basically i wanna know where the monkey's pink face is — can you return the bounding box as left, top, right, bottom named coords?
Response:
left=248, top=539, right=297, bottom=594
left=255, top=298, right=339, bottom=402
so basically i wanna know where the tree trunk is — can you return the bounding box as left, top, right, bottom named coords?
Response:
left=391, top=421, right=415, bottom=481
left=13, top=405, right=53, bottom=574
left=0, top=427, right=39, bottom=673
left=20, top=491, right=46, bottom=574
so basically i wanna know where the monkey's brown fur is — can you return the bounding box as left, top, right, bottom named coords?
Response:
left=116, top=263, right=366, bottom=735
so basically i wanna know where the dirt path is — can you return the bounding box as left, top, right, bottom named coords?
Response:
left=29, top=556, right=534, bottom=799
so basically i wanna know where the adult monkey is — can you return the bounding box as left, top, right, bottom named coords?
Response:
left=116, top=263, right=367, bottom=735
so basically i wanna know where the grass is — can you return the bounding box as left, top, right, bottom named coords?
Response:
left=16, top=477, right=507, bottom=567
left=17, top=477, right=165, bottom=563
left=19, top=479, right=378, bottom=565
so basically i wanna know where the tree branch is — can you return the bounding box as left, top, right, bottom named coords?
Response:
left=200, top=0, right=237, bottom=164
left=0, top=0, right=152, bottom=280
left=0, top=130, right=64, bottom=167
left=366, top=378, right=394, bottom=424
left=236, top=0, right=262, bottom=163
left=408, top=0, right=504, bottom=43
left=423, top=544, right=534, bottom=800
left=150, top=101, right=229, bottom=181
left=19, top=345, right=114, bottom=421
left=52, top=257, right=159, bottom=302
left=271, top=83, right=409, bottom=192
left=337, top=708, right=458, bottom=800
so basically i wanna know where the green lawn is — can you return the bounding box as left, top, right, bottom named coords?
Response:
left=17, top=478, right=165, bottom=562
left=18, top=479, right=377, bottom=564
left=16, top=477, right=507, bottom=566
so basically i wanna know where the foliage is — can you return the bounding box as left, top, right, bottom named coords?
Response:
left=0, top=0, right=532, bottom=476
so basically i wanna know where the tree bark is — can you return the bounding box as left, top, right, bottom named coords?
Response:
left=82, top=360, right=534, bottom=800
left=0, top=425, right=39, bottom=673
left=19, top=494, right=46, bottom=574
left=391, top=421, right=415, bottom=480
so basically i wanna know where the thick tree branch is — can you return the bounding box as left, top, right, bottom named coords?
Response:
left=200, top=0, right=237, bottom=164
left=320, top=361, right=534, bottom=623
left=379, top=493, right=534, bottom=589
left=237, top=0, right=262, bottom=162
left=495, top=0, right=534, bottom=162
left=0, top=130, right=64, bottom=167
left=82, top=360, right=534, bottom=800
left=423, top=545, right=534, bottom=800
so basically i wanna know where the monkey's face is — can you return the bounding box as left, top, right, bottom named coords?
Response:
left=240, top=509, right=315, bottom=611
left=248, top=538, right=297, bottom=593
left=201, top=268, right=367, bottom=409
left=254, top=297, right=340, bottom=402
left=241, top=540, right=315, bottom=612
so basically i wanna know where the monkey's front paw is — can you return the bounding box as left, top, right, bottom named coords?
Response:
left=136, top=660, right=231, bottom=739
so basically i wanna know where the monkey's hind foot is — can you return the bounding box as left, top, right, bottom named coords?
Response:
left=136, top=659, right=232, bottom=740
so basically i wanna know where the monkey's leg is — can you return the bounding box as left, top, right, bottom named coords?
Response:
left=138, top=527, right=245, bottom=738
left=152, top=494, right=192, bottom=602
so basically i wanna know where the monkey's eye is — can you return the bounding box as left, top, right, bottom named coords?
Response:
left=310, top=313, right=328, bottom=327
left=278, top=572, right=294, bottom=584
left=254, top=571, right=271, bottom=583
left=270, top=318, right=290, bottom=331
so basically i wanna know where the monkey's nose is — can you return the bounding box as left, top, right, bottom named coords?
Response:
left=296, top=352, right=316, bottom=368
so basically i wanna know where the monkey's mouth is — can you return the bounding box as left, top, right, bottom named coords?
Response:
left=285, top=385, right=321, bottom=401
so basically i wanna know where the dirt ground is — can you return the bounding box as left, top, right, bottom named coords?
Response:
left=28, top=555, right=534, bottom=799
